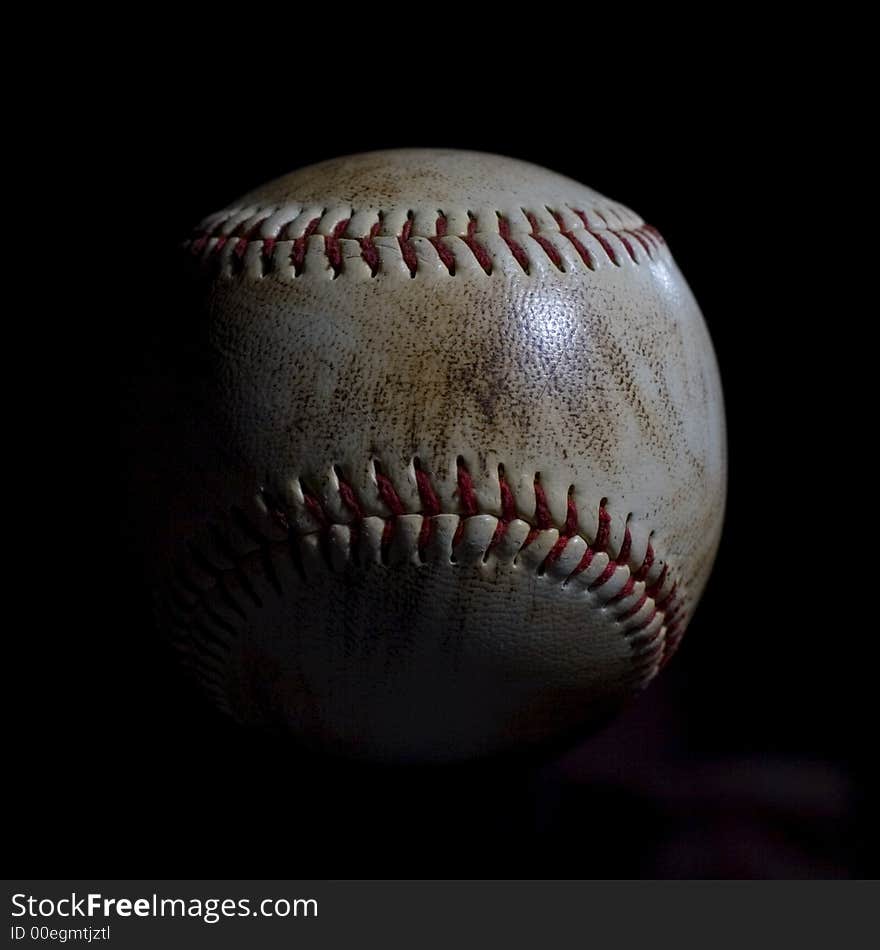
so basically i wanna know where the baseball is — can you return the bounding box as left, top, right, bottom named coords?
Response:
left=157, top=149, right=726, bottom=762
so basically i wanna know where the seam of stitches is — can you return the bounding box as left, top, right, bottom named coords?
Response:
left=166, top=460, right=686, bottom=698
left=185, top=202, right=666, bottom=279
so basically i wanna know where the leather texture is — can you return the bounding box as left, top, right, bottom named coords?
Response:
left=158, top=149, right=726, bottom=762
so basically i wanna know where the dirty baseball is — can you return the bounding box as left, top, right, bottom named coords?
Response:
left=156, top=149, right=726, bottom=762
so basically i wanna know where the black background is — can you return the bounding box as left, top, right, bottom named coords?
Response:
left=12, top=59, right=870, bottom=879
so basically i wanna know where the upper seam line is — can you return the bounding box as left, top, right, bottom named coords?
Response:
left=184, top=203, right=667, bottom=278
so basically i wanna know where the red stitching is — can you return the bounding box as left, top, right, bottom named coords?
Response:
left=645, top=564, right=668, bottom=600
left=486, top=465, right=517, bottom=554
left=606, top=576, right=635, bottom=604
left=398, top=213, right=418, bottom=278
left=658, top=603, right=685, bottom=668
left=626, top=229, right=654, bottom=260
left=613, top=230, right=639, bottom=263
left=453, top=458, right=478, bottom=550
left=642, top=224, right=665, bottom=245
left=616, top=525, right=632, bottom=565
left=534, top=477, right=552, bottom=527
left=568, top=547, right=596, bottom=579
left=335, top=468, right=365, bottom=548
left=540, top=487, right=579, bottom=572
left=261, top=237, right=276, bottom=272
left=430, top=215, right=457, bottom=275
left=291, top=217, right=321, bottom=276
left=654, top=580, right=677, bottom=611
left=191, top=214, right=232, bottom=256
left=414, top=459, right=441, bottom=558
left=523, top=475, right=554, bottom=551
left=190, top=232, right=211, bottom=256
left=525, top=212, right=564, bottom=271
left=633, top=541, right=655, bottom=581
left=561, top=491, right=579, bottom=537
left=461, top=214, right=492, bottom=275
left=300, top=484, right=327, bottom=530
left=232, top=216, right=268, bottom=264
left=360, top=218, right=382, bottom=276
left=456, top=458, right=479, bottom=517
left=373, top=462, right=405, bottom=560
left=550, top=210, right=596, bottom=270
left=565, top=499, right=612, bottom=582
left=497, top=214, right=530, bottom=272
left=180, top=470, right=686, bottom=698
left=336, top=476, right=364, bottom=519
left=188, top=207, right=665, bottom=276
left=375, top=467, right=405, bottom=516
left=499, top=470, right=517, bottom=522
left=261, top=490, right=291, bottom=534
left=618, top=591, right=648, bottom=621
left=593, top=503, right=611, bottom=552
left=300, top=471, right=679, bottom=656
left=639, top=606, right=659, bottom=632
left=588, top=559, right=617, bottom=591
left=414, top=465, right=440, bottom=516
left=572, top=209, right=621, bottom=265
left=325, top=218, right=350, bottom=277
left=279, top=476, right=672, bottom=633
